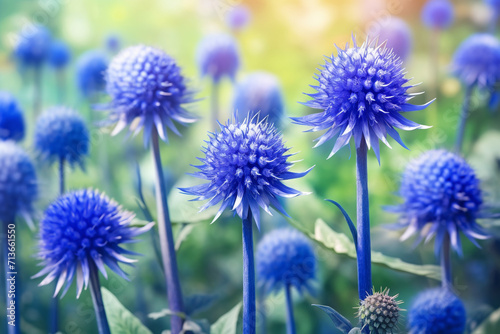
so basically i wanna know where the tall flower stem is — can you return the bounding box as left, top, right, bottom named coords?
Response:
left=455, top=85, right=473, bottom=153
left=242, top=212, right=256, bottom=334
left=88, top=261, right=111, bottom=334
left=441, top=233, right=452, bottom=289
left=356, top=140, right=372, bottom=301
left=56, top=70, right=66, bottom=104
left=33, top=67, right=42, bottom=117
left=2, top=220, right=18, bottom=334
left=284, top=284, right=296, bottom=334
left=151, top=130, right=184, bottom=334
left=211, top=81, right=220, bottom=131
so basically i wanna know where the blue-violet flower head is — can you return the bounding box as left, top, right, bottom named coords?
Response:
left=421, top=0, right=455, bottom=29
left=105, top=33, right=121, bottom=53
left=226, top=5, right=251, bottom=31
left=372, top=18, right=412, bottom=61
left=197, top=34, right=240, bottom=83
left=0, top=92, right=25, bottom=142
left=13, top=25, right=51, bottom=68
left=49, top=40, right=71, bottom=70
left=75, top=50, right=108, bottom=98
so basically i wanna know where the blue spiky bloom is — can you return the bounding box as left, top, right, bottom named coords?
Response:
left=13, top=25, right=51, bottom=68
left=180, top=117, right=312, bottom=228
left=374, top=18, right=412, bottom=61
left=390, top=150, right=489, bottom=256
left=76, top=50, right=108, bottom=98
left=291, top=38, right=431, bottom=161
left=408, top=288, right=466, bottom=334
left=256, top=228, right=316, bottom=294
left=0, top=142, right=37, bottom=223
left=226, top=5, right=251, bottom=31
left=197, top=34, right=240, bottom=83
left=34, top=107, right=89, bottom=168
left=451, top=34, right=500, bottom=91
left=48, top=40, right=71, bottom=69
left=234, top=72, right=284, bottom=126
left=105, top=45, right=196, bottom=145
left=0, top=92, right=25, bottom=142
left=421, top=0, right=454, bottom=29
left=33, top=189, right=153, bottom=298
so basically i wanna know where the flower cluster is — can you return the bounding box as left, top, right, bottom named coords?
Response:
left=197, top=34, right=240, bottom=83
left=76, top=50, right=109, bottom=98
left=0, top=92, right=25, bottom=142
left=357, top=289, right=402, bottom=334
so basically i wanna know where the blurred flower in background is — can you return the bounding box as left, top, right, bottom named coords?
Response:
left=105, top=33, right=122, bottom=54
left=75, top=50, right=109, bottom=98
left=421, top=0, right=455, bottom=30
left=225, top=5, right=252, bottom=31
left=48, top=40, right=71, bottom=70
left=196, top=34, right=240, bottom=83
left=12, top=25, right=52, bottom=69
left=372, top=17, right=413, bottom=61
left=0, top=92, right=25, bottom=142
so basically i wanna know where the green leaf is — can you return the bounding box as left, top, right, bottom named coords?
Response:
left=210, top=302, right=242, bottom=334
left=175, top=224, right=196, bottom=251
left=101, top=287, right=153, bottom=334
left=312, top=304, right=353, bottom=333
left=148, top=308, right=186, bottom=321
left=472, top=307, right=500, bottom=334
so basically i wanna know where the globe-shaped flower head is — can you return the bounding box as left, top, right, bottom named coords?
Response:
left=421, top=0, right=455, bottom=30
left=374, top=18, right=413, bottom=61
left=197, top=34, right=240, bottom=83
left=106, top=45, right=197, bottom=145
left=233, top=72, right=285, bottom=126
left=105, top=33, right=121, bottom=53
left=357, top=289, right=403, bottom=334
left=0, top=142, right=37, bottom=223
left=181, top=117, right=312, bottom=228
left=225, top=5, right=251, bottom=31
left=48, top=40, right=71, bottom=70
left=13, top=25, right=51, bottom=68
left=391, top=150, right=489, bottom=255
left=0, top=92, right=25, bottom=141
left=292, top=38, right=432, bottom=161
left=34, top=107, right=89, bottom=168
left=33, top=189, right=153, bottom=297
left=76, top=50, right=108, bottom=98
left=256, top=228, right=316, bottom=294
left=451, top=34, right=500, bottom=91
left=408, top=288, right=466, bottom=334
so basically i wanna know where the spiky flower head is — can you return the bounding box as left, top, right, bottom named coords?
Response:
left=48, top=40, right=71, bottom=70
left=421, top=0, right=454, bottom=29
left=391, top=150, right=489, bottom=256
left=291, top=38, right=431, bottom=161
left=256, top=228, right=316, bottom=294
left=234, top=72, right=285, bottom=126
left=105, top=45, right=196, bottom=146
left=180, top=117, right=311, bottom=228
left=34, top=107, right=89, bottom=168
left=75, top=50, right=108, bottom=98
left=197, top=34, right=240, bottom=83
left=451, top=34, right=500, bottom=91
left=357, top=289, right=403, bottom=334
left=408, top=288, right=466, bottom=334
left=13, top=25, right=51, bottom=68
left=0, top=92, right=25, bottom=142
left=226, top=5, right=251, bottom=31
left=373, top=18, right=412, bottom=61
left=0, top=142, right=37, bottom=223
left=33, top=189, right=153, bottom=298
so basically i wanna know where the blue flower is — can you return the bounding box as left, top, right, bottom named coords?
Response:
left=48, top=40, right=71, bottom=70
left=197, top=34, right=240, bottom=83
left=105, top=45, right=196, bottom=145
left=451, top=34, right=500, bottom=91
left=226, top=5, right=251, bottom=31
left=105, top=33, right=121, bottom=53
left=291, top=38, right=432, bottom=161
left=357, top=289, right=402, bottom=334
left=408, top=288, right=466, bottom=334
left=0, top=142, right=37, bottom=223
left=33, top=189, right=154, bottom=298
left=373, top=18, right=412, bottom=61
left=233, top=72, right=285, bottom=126
left=76, top=50, right=108, bottom=98
left=180, top=117, right=312, bottom=228
left=0, top=92, right=25, bottom=142
left=34, top=107, right=89, bottom=168
left=421, top=0, right=454, bottom=29
left=13, top=25, right=52, bottom=68
left=256, top=228, right=316, bottom=294
left=390, top=150, right=489, bottom=255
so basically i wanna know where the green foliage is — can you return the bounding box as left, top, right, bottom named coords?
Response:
left=472, top=307, right=500, bottom=334
left=210, top=302, right=242, bottom=334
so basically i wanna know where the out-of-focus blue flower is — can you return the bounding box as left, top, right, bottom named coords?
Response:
left=233, top=72, right=284, bottom=126
left=408, top=288, right=466, bottom=334
left=390, top=150, right=489, bottom=255
left=226, top=5, right=251, bottom=31
left=256, top=228, right=315, bottom=294
left=13, top=25, right=52, bottom=68
left=34, top=107, right=89, bottom=168
left=180, top=117, right=312, bottom=228
left=105, top=33, right=121, bottom=53
left=374, top=18, right=413, bottom=61
left=0, top=92, right=25, bottom=141
left=105, top=45, right=196, bottom=145
left=291, top=38, right=431, bottom=161
left=33, top=189, right=153, bottom=297
left=197, top=34, right=240, bottom=83
left=0, top=142, right=37, bottom=223
left=49, top=40, right=71, bottom=70
left=75, top=50, right=108, bottom=98
left=451, top=34, right=500, bottom=91
left=421, top=0, right=455, bottom=30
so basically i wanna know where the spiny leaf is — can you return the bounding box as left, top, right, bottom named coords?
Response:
left=312, top=304, right=353, bottom=333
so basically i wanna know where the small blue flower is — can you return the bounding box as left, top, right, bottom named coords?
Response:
left=34, top=107, right=89, bottom=168
left=408, top=288, right=466, bottom=334
left=486, top=0, right=500, bottom=12
left=390, top=150, right=489, bottom=255
left=233, top=72, right=285, bottom=126
left=421, top=0, right=454, bottom=30
left=105, top=45, right=196, bottom=145
left=33, top=189, right=154, bottom=298
left=226, top=5, right=251, bottom=31
left=75, top=50, right=108, bottom=98
left=0, top=92, right=25, bottom=142
left=256, top=228, right=316, bottom=294
left=13, top=25, right=52, bottom=68
left=451, top=34, right=500, bottom=91
left=48, top=40, right=71, bottom=70
left=291, top=37, right=431, bottom=161
left=105, top=33, right=121, bottom=53
left=180, top=117, right=312, bottom=228
left=373, top=18, right=412, bottom=61
left=0, top=142, right=37, bottom=223
left=197, top=34, right=240, bottom=83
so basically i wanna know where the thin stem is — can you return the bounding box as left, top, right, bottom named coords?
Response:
left=242, top=212, right=256, bottom=334
left=33, top=67, right=42, bottom=117
left=455, top=86, right=473, bottom=154
left=441, top=233, right=452, bottom=289
left=356, top=140, right=371, bottom=301
left=88, top=261, right=110, bottom=334
left=59, top=157, right=65, bottom=195
left=151, top=130, right=184, bottom=334
left=56, top=70, right=65, bottom=104
left=211, top=81, right=220, bottom=131
left=3, top=220, right=18, bottom=334
left=284, top=284, right=296, bottom=334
